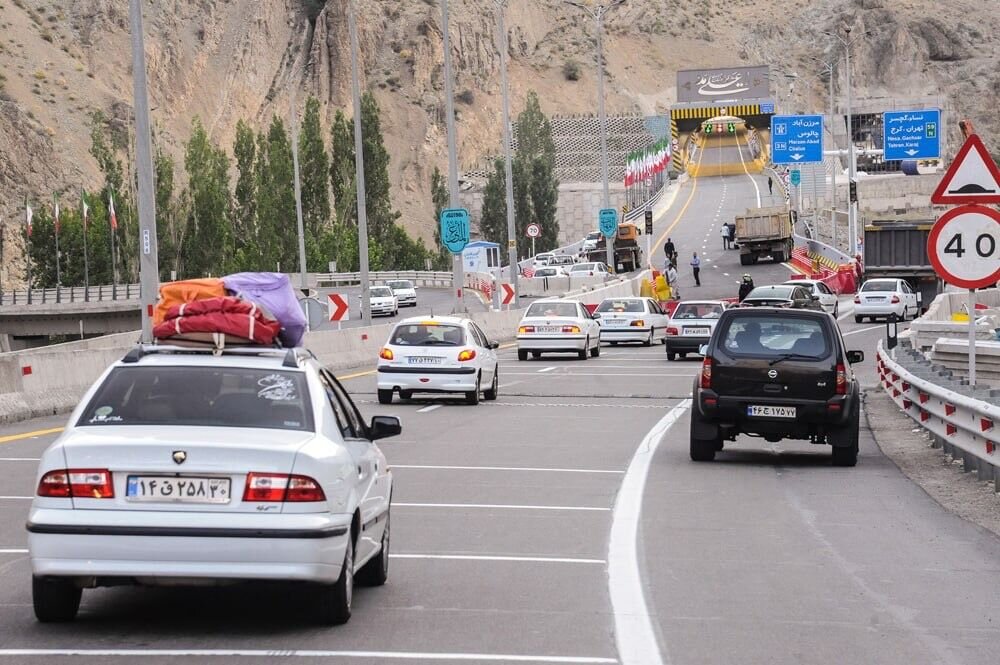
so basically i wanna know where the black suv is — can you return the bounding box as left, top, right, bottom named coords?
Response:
left=689, top=307, right=864, bottom=466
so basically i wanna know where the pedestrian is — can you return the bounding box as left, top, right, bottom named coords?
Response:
left=664, top=237, right=676, bottom=265
left=690, top=252, right=701, bottom=287
left=727, top=222, right=737, bottom=248
left=767, top=176, right=773, bottom=195
left=720, top=224, right=730, bottom=250
left=666, top=263, right=679, bottom=299
left=738, top=273, right=755, bottom=302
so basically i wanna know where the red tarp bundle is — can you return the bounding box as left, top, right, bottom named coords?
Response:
left=153, top=296, right=281, bottom=345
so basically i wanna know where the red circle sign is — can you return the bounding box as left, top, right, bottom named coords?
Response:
left=526, top=224, right=541, bottom=238
left=927, top=204, right=1000, bottom=289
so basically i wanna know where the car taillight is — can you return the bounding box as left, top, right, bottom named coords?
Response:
left=666, top=326, right=679, bottom=336
left=38, top=469, right=114, bottom=499
left=457, top=349, right=477, bottom=361
left=379, top=347, right=394, bottom=360
left=518, top=325, right=535, bottom=334
left=890, top=295, right=900, bottom=304
left=562, top=325, right=581, bottom=333
left=854, top=296, right=861, bottom=304
left=630, top=320, right=645, bottom=327
left=835, top=363, right=847, bottom=395
left=700, top=357, right=713, bottom=389
left=243, top=473, right=326, bottom=502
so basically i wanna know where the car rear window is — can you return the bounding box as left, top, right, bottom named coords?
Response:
left=746, top=286, right=794, bottom=300
left=526, top=302, right=578, bottom=318
left=673, top=303, right=723, bottom=319
left=390, top=323, right=465, bottom=346
left=597, top=300, right=643, bottom=313
left=78, top=366, right=314, bottom=431
left=861, top=281, right=896, bottom=292
left=720, top=315, right=830, bottom=358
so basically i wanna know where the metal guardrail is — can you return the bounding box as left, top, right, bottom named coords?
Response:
left=877, top=340, right=1000, bottom=490
left=315, top=271, right=454, bottom=288
left=0, top=283, right=142, bottom=306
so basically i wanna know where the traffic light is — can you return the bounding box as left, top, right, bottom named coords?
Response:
left=727, top=122, right=735, bottom=134
left=704, top=123, right=712, bottom=134
left=849, top=180, right=858, bottom=203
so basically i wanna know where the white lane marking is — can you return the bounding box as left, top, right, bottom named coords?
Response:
left=391, top=554, right=605, bottom=565
left=0, top=496, right=30, bottom=500
left=723, top=272, right=730, bottom=277
left=395, top=502, right=608, bottom=512
left=538, top=366, right=557, bottom=373
left=0, top=458, right=40, bottom=462
left=417, top=404, right=443, bottom=414
left=609, top=399, right=691, bottom=665
left=0, top=549, right=28, bottom=554
left=843, top=325, right=883, bottom=337
left=393, top=464, right=622, bottom=474
left=735, top=135, right=762, bottom=207
left=837, top=303, right=856, bottom=321
left=0, top=650, right=617, bottom=663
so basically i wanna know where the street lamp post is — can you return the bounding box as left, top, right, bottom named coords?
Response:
left=808, top=56, right=838, bottom=249
left=563, top=0, right=625, bottom=272
left=493, top=0, right=519, bottom=306
left=348, top=0, right=372, bottom=325
left=441, top=0, right=465, bottom=313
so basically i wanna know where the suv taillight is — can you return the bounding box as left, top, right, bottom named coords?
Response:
left=243, top=473, right=326, bottom=502
left=700, top=356, right=713, bottom=389
left=38, top=469, right=114, bottom=499
left=835, top=363, right=848, bottom=395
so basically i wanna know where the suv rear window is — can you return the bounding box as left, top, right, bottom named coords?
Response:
left=390, top=323, right=465, bottom=346
left=720, top=315, right=830, bottom=358
left=78, top=366, right=314, bottom=431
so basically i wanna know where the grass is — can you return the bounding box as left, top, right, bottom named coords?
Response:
left=33, top=69, right=46, bottom=80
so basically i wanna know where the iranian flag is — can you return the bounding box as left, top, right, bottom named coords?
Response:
left=25, top=201, right=33, bottom=237
left=81, top=192, right=89, bottom=229
left=108, top=191, right=118, bottom=230
left=54, top=200, right=60, bottom=234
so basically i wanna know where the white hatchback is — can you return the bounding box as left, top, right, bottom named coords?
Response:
left=377, top=316, right=499, bottom=405
left=783, top=279, right=839, bottom=317
left=364, top=286, right=398, bottom=317
left=27, top=345, right=401, bottom=625
left=854, top=278, right=920, bottom=322
left=517, top=299, right=601, bottom=360
left=386, top=280, right=417, bottom=307
left=595, top=297, right=671, bottom=346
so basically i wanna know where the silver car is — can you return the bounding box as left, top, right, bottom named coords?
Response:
left=665, top=300, right=727, bottom=361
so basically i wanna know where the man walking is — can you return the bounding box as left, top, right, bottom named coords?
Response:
left=666, top=263, right=679, bottom=299
left=720, top=224, right=730, bottom=250
left=767, top=176, right=773, bottom=196
left=690, top=252, right=701, bottom=287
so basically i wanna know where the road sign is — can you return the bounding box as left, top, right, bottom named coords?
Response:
left=500, top=283, right=515, bottom=305
left=644, top=209, right=653, bottom=235
left=930, top=134, right=1000, bottom=205
left=439, top=208, right=470, bottom=253
left=327, top=293, right=349, bottom=322
left=770, top=114, right=824, bottom=164
left=790, top=169, right=801, bottom=186
left=927, top=205, right=1000, bottom=289
left=760, top=102, right=775, bottom=114
left=599, top=208, right=618, bottom=238
left=525, top=223, right=541, bottom=239
left=883, top=109, right=940, bottom=161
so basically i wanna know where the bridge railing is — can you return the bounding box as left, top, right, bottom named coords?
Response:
left=315, top=271, right=454, bottom=288
left=0, top=283, right=142, bottom=306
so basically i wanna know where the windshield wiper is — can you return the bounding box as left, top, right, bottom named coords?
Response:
left=768, top=352, right=817, bottom=366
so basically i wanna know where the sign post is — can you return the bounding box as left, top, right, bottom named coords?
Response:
left=526, top=223, right=540, bottom=261
left=644, top=208, right=653, bottom=268
left=599, top=208, right=618, bottom=270
left=327, top=293, right=350, bottom=331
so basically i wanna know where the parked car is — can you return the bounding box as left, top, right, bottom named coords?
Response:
left=741, top=284, right=823, bottom=311
left=783, top=279, right=839, bottom=317
left=517, top=299, right=601, bottom=360
left=376, top=316, right=499, bottom=405
left=689, top=307, right=864, bottom=466
left=27, top=344, right=401, bottom=624
left=363, top=286, right=398, bottom=317
left=664, top=300, right=727, bottom=360
left=386, top=280, right=417, bottom=307
left=854, top=278, right=920, bottom=322
left=567, top=262, right=610, bottom=277
left=595, top=297, right=670, bottom=346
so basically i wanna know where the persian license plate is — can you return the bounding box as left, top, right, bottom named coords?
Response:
left=868, top=296, right=886, bottom=301
left=126, top=476, right=231, bottom=504
left=604, top=319, right=626, bottom=327
left=684, top=327, right=710, bottom=336
left=747, top=405, right=797, bottom=419
left=407, top=356, right=443, bottom=365
left=537, top=326, right=561, bottom=333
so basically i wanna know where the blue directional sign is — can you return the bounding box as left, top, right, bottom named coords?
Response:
left=883, top=109, right=940, bottom=161
left=439, top=208, right=470, bottom=254
left=760, top=102, right=775, bottom=114
left=598, top=208, right=619, bottom=239
left=770, top=114, right=824, bottom=165
left=790, top=169, right=801, bottom=186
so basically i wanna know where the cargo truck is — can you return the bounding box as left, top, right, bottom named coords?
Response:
left=734, top=206, right=794, bottom=265
left=584, top=222, right=642, bottom=272
left=862, top=215, right=941, bottom=310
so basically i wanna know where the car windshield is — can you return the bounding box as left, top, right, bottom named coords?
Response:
left=78, top=366, right=314, bottom=431
left=673, top=303, right=723, bottom=319
left=526, top=302, right=579, bottom=318
left=721, top=316, right=830, bottom=358
left=746, top=286, right=794, bottom=300
left=861, top=280, right=897, bottom=293
left=387, top=281, right=413, bottom=290
left=390, top=323, right=465, bottom=346
left=371, top=287, right=393, bottom=297
left=597, top=300, right=644, bottom=313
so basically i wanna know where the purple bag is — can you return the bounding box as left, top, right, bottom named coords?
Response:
left=222, top=272, right=307, bottom=347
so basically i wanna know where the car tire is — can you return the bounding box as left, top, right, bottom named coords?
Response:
left=532, top=351, right=541, bottom=359
left=377, top=389, right=393, bottom=405
left=689, top=410, right=718, bottom=462
left=484, top=368, right=499, bottom=400
left=578, top=338, right=589, bottom=360
left=610, top=341, right=618, bottom=346
left=466, top=376, right=481, bottom=405
left=399, top=390, right=413, bottom=401
left=854, top=315, right=863, bottom=324
left=833, top=303, right=839, bottom=318
left=518, top=349, right=528, bottom=361
left=590, top=343, right=600, bottom=357
left=679, top=352, right=687, bottom=359
left=32, top=576, right=81, bottom=623
left=644, top=331, right=654, bottom=347
left=830, top=401, right=860, bottom=467
left=357, top=512, right=389, bottom=587
left=316, top=536, right=354, bottom=625
left=667, top=351, right=676, bottom=361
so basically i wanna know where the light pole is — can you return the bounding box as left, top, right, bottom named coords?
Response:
left=441, top=0, right=465, bottom=312
left=289, top=80, right=308, bottom=297
left=348, top=0, right=372, bottom=325
left=563, top=0, right=625, bottom=272
left=808, top=56, right=839, bottom=249
left=493, top=0, right=519, bottom=305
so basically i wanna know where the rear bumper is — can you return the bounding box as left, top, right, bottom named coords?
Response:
left=377, top=366, right=478, bottom=392
left=517, top=335, right=589, bottom=352
left=855, top=302, right=904, bottom=317
left=600, top=327, right=651, bottom=342
left=664, top=335, right=709, bottom=352
left=695, top=390, right=852, bottom=438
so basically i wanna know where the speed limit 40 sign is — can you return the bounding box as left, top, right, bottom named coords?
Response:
left=927, top=204, right=1000, bottom=289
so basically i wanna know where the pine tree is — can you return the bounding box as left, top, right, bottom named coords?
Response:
left=478, top=159, right=508, bottom=248
left=256, top=116, right=297, bottom=272
left=430, top=166, right=452, bottom=269
left=514, top=91, right=559, bottom=253
left=183, top=117, right=232, bottom=277
left=233, top=119, right=257, bottom=266
left=298, top=96, right=331, bottom=250
left=329, top=109, right=356, bottom=228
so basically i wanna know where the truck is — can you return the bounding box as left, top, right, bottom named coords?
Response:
left=583, top=222, right=642, bottom=273
left=862, top=214, right=942, bottom=309
left=734, top=206, right=794, bottom=265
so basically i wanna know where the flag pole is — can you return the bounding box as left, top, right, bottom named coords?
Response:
left=53, top=193, right=61, bottom=288
left=24, top=196, right=32, bottom=304
left=82, top=189, right=90, bottom=301
left=109, top=191, right=118, bottom=290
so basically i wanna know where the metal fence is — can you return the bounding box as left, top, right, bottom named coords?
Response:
left=315, top=271, right=454, bottom=288
left=0, top=283, right=141, bottom=306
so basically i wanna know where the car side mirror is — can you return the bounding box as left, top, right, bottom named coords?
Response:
left=846, top=350, right=864, bottom=365
left=488, top=341, right=500, bottom=350
left=369, top=415, right=402, bottom=441
left=592, top=312, right=601, bottom=319
left=698, top=344, right=709, bottom=356
left=811, top=295, right=820, bottom=301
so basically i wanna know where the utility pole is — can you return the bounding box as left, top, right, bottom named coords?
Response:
left=441, top=0, right=464, bottom=312
left=289, top=81, right=309, bottom=298
left=348, top=0, right=371, bottom=325
left=128, top=0, right=160, bottom=344
left=844, top=30, right=857, bottom=258
left=493, top=0, right=519, bottom=305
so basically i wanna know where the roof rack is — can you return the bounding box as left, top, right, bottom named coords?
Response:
left=121, top=344, right=316, bottom=368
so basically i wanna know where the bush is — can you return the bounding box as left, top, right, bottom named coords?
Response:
left=563, top=59, right=582, bottom=81
left=456, top=89, right=475, bottom=105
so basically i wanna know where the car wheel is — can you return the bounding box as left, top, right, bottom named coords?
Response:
left=357, top=512, right=389, bottom=587
left=854, top=315, right=862, bottom=324
left=610, top=341, right=619, bottom=346
left=667, top=351, right=676, bottom=361
left=399, top=390, right=413, bottom=401
left=829, top=400, right=860, bottom=467
left=32, top=576, right=81, bottom=623
left=484, top=368, right=499, bottom=400
left=466, top=375, right=481, bottom=405
left=590, top=342, right=600, bottom=357
left=377, top=389, right=393, bottom=405
left=689, top=409, right=719, bottom=462
left=644, top=330, right=654, bottom=347
left=531, top=351, right=541, bottom=359
left=833, top=303, right=839, bottom=318
left=679, top=352, right=687, bottom=359
left=517, top=349, right=528, bottom=361
left=578, top=338, right=589, bottom=360
left=315, top=536, right=354, bottom=625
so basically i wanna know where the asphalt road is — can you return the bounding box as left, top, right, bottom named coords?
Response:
left=0, top=147, right=997, bottom=664
left=307, top=285, right=487, bottom=331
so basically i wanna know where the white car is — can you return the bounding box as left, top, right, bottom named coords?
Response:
left=582, top=231, right=601, bottom=253
left=531, top=266, right=567, bottom=278
left=567, top=262, right=610, bottom=277
left=364, top=286, right=398, bottom=317
left=664, top=300, right=727, bottom=361
left=533, top=253, right=554, bottom=267
left=27, top=344, right=400, bottom=625
left=783, top=279, right=839, bottom=317
left=376, top=316, right=499, bottom=405
left=854, top=278, right=920, bottom=322
left=595, top=297, right=671, bottom=346
left=547, top=255, right=576, bottom=268
left=517, top=299, right=601, bottom=360
left=386, top=280, right=417, bottom=307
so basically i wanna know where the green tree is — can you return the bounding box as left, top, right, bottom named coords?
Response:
left=514, top=91, right=559, bottom=253
left=26, top=204, right=56, bottom=287
left=429, top=166, right=452, bottom=269
left=478, top=159, right=508, bottom=248
left=299, top=96, right=331, bottom=245
left=256, top=116, right=297, bottom=271
left=88, top=110, right=132, bottom=283
left=155, top=147, right=180, bottom=279
left=183, top=117, right=233, bottom=277
left=329, top=109, right=355, bottom=228
left=233, top=119, right=257, bottom=267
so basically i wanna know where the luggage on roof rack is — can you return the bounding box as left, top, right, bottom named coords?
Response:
left=153, top=278, right=226, bottom=325
left=222, top=272, right=307, bottom=348
left=153, top=296, right=281, bottom=346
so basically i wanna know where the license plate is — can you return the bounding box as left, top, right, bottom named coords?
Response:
left=747, top=405, right=797, bottom=419
left=537, top=326, right=561, bottom=333
left=604, top=319, right=626, bottom=327
left=407, top=356, right=443, bottom=365
left=868, top=297, right=885, bottom=301
left=684, top=327, right=710, bottom=336
left=126, top=476, right=231, bottom=504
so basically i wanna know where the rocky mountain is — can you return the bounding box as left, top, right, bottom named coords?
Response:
left=0, top=0, right=996, bottom=280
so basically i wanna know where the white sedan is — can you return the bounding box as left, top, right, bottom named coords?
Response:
left=517, top=299, right=601, bottom=360
left=854, top=278, right=920, bottom=322
left=783, top=279, right=839, bottom=316
left=567, top=262, right=610, bottom=277
left=364, top=286, right=398, bottom=317
left=376, top=316, right=499, bottom=405
left=531, top=266, right=567, bottom=278
left=27, top=344, right=400, bottom=625
left=386, top=280, right=417, bottom=307
left=665, top=300, right=727, bottom=361
left=595, top=297, right=671, bottom=346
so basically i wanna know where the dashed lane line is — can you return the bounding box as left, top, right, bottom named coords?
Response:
left=843, top=325, right=884, bottom=337
left=537, top=367, right=556, bottom=373
left=0, top=458, right=40, bottom=462
left=417, top=404, right=443, bottom=414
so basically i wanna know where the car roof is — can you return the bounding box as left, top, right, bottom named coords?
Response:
left=723, top=306, right=828, bottom=318
left=675, top=299, right=727, bottom=306
left=114, top=345, right=313, bottom=371
left=395, top=315, right=468, bottom=326
left=783, top=279, right=820, bottom=285
left=749, top=284, right=795, bottom=293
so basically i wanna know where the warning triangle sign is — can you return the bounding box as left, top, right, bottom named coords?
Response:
left=931, top=134, right=1000, bottom=204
